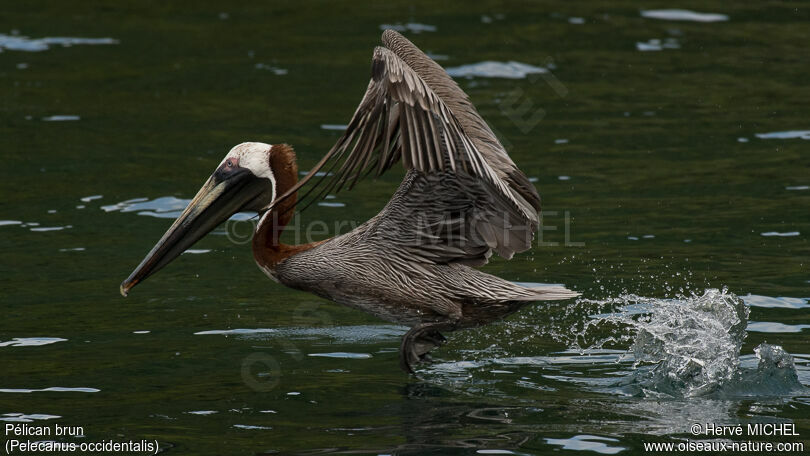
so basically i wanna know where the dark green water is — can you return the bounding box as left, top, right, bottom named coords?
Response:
left=2, top=1, right=808, bottom=454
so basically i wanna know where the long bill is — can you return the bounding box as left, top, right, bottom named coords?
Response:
left=120, top=168, right=265, bottom=296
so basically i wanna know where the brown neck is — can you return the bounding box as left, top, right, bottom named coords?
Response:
left=252, top=144, right=326, bottom=271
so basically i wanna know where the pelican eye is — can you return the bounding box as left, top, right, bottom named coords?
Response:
left=226, top=160, right=234, bottom=168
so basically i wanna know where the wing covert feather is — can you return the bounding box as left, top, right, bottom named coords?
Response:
left=273, top=30, right=542, bottom=262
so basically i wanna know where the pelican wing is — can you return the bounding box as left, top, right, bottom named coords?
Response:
left=363, top=169, right=535, bottom=265
left=276, top=30, right=540, bottom=263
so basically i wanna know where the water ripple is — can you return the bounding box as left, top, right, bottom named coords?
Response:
left=755, top=130, right=810, bottom=140
left=760, top=231, right=800, bottom=237
left=308, top=352, right=372, bottom=359
left=0, top=33, right=118, bottom=52
left=0, top=413, right=61, bottom=423
left=102, top=196, right=255, bottom=220
left=636, top=38, right=680, bottom=52
left=233, top=424, right=272, bottom=430
left=42, top=115, right=80, bottom=121
left=195, top=325, right=406, bottom=342
left=446, top=61, right=547, bottom=79
left=748, top=321, right=810, bottom=333
left=0, top=387, right=100, bottom=393
left=379, top=23, right=436, bottom=34
left=0, top=337, right=67, bottom=347
left=641, top=9, right=729, bottom=23
left=742, top=294, right=808, bottom=309
left=545, top=435, right=625, bottom=454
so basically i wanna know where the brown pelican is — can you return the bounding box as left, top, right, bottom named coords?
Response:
left=120, top=30, right=579, bottom=373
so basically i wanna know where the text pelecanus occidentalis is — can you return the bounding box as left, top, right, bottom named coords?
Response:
left=120, top=30, right=579, bottom=373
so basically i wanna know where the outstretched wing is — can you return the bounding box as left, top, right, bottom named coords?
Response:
left=362, top=170, right=535, bottom=265
left=274, top=30, right=541, bottom=263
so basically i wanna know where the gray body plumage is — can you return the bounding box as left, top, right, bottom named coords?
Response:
left=275, top=171, right=570, bottom=328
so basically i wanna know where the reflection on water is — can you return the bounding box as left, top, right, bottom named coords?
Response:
left=755, top=130, right=810, bottom=140
left=0, top=33, right=118, bottom=52
left=317, top=201, right=346, bottom=208
left=320, top=124, right=347, bottom=131
left=233, top=424, right=272, bottom=430
left=0, top=413, right=61, bottom=423
left=182, top=249, right=211, bottom=254
left=636, top=38, right=680, bottom=52
left=308, top=352, right=373, bottom=359
left=101, top=196, right=255, bottom=220
left=747, top=321, right=810, bottom=333
left=742, top=294, right=808, bottom=309
left=378, top=23, right=437, bottom=34
left=544, top=435, right=625, bottom=454
left=0, top=337, right=67, bottom=347
left=640, top=9, right=729, bottom=23
left=194, top=324, right=406, bottom=342
left=0, top=387, right=100, bottom=393
left=445, top=61, right=547, bottom=79
left=254, top=63, right=287, bottom=75
left=41, top=115, right=80, bottom=121
left=760, top=231, right=800, bottom=237
left=29, top=225, right=71, bottom=232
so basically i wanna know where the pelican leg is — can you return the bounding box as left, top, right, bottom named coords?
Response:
left=399, top=322, right=454, bottom=374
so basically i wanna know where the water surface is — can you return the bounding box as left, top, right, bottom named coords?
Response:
left=1, top=1, right=808, bottom=455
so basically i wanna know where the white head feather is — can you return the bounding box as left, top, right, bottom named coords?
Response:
left=220, top=142, right=278, bottom=215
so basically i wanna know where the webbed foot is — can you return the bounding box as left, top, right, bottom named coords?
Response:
left=399, top=322, right=454, bottom=374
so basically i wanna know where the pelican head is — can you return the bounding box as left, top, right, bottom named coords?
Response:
left=120, top=142, right=282, bottom=296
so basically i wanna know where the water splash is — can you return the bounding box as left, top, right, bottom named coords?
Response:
left=619, top=289, right=748, bottom=397
left=717, top=344, right=803, bottom=397
left=431, top=288, right=806, bottom=400
left=556, top=289, right=805, bottom=398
